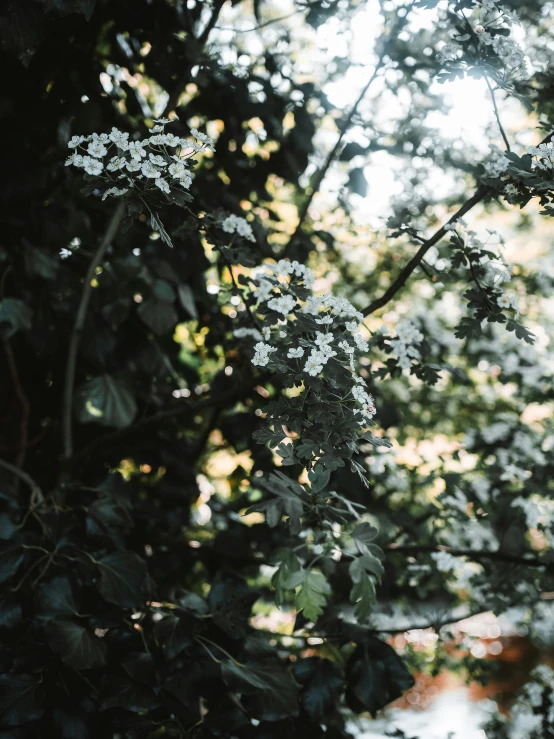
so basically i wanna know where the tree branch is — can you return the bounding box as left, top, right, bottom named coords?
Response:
left=386, top=543, right=547, bottom=568
left=61, top=201, right=125, bottom=461
left=282, top=58, right=384, bottom=258
left=362, top=184, right=493, bottom=316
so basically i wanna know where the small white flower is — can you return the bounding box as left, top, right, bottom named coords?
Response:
left=179, top=172, right=193, bottom=189
left=287, top=347, right=305, bottom=359
left=156, top=178, right=170, bottom=194
left=129, top=141, right=147, bottom=159
left=87, top=141, right=108, bottom=158
left=68, top=135, right=85, bottom=149
left=304, top=356, right=324, bottom=376
left=59, top=248, right=73, bottom=259
left=126, top=159, right=142, bottom=172
left=267, top=295, right=296, bottom=316
left=141, top=160, right=161, bottom=178
left=83, top=156, right=103, bottom=175
left=107, top=156, right=127, bottom=172
left=109, top=127, right=130, bottom=150
left=149, top=153, right=167, bottom=167
left=168, top=161, right=186, bottom=178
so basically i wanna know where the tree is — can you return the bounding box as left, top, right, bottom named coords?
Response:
left=1, top=0, right=554, bottom=736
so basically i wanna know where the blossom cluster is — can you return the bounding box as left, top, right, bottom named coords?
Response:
left=220, top=213, right=256, bottom=242
left=65, top=120, right=214, bottom=199
left=437, top=0, right=527, bottom=80
left=388, top=320, right=424, bottom=371
left=487, top=664, right=554, bottom=738
left=236, top=259, right=377, bottom=424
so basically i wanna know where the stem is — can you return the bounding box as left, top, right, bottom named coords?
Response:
left=4, top=340, right=31, bottom=470
left=484, top=74, right=510, bottom=151
left=282, top=58, right=384, bottom=258
left=61, top=201, right=125, bottom=461
left=0, top=458, right=43, bottom=503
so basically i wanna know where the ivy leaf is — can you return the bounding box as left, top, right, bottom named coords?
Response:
left=295, top=570, right=331, bottom=622
left=97, top=551, right=148, bottom=607
left=0, top=546, right=24, bottom=585
left=0, top=674, right=45, bottom=726
left=229, top=661, right=300, bottom=721
left=293, top=657, right=344, bottom=721
left=102, top=298, right=131, bottom=327
left=345, top=637, right=414, bottom=715
left=25, top=245, right=59, bottom=280
left=100, top=676, right=159, bottom=713
left=349, top=571, right=376, bottom=622
left=152, top=278, right=175, bottom=302
left=0, top=591, right=23, bottom=630
left=153, top=614, right=194, bottom=660
left=75, top=374, right=137, bottom=429
left=35, top=576, right=79, bottom=621
left=138, top=299, right=178, bottom=334
left=207, top=578, right=259, bottom=638
left=47, top=620, right=107, bottom=669
left=0, top=298, right=33, bottom=338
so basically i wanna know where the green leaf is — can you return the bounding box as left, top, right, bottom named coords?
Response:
left=177, top=284, right=199, bottom=319
left=150, top=211, right=173, bottom=247
left=308, top=466, right=330, bottom=493
left=293, top=657, right=344, bottom=721
left=97, top=551, right=148, bottom=607
left=0, top=546, right=24, bottom=585
left=152, top=278, right=175, bottom=302
left=345, top=638, right=414, bottom=715
left=207, top=578, right=259, bottom=638
left=138, top=299, right=178, bottom=334
left=0, top=674, right=44, bottom=726
left=351, top=522, right=379, bottom=555
left=100, top=676, right=159, bottom=713
left=153, top=614, right=193, bottom=660
left=349, top=571, right=375, bottom=622
left=296, top=570, right=331, bottom=622
left=25, top=246, right=59, bottom=280
left=47, top=619, right=107, bottom=669
left=35, top=576, right=79, bottom=621
left=0, top=298, right=33, bottom=338
left=0, top=591, right=23, bottom=630
left=102, top=298, right=131, bottom=327
left=226, top=661, right=299, bottom=721
left=75, top=374, right=137, bottom=429
left=272, top=551, right=303, bottom=606
left=349, top=555, right=384, bottom=583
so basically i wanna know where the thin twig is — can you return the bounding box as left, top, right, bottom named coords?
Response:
left=386, top=543, right=546, bottom=568
left=61, top=201, right=125, bottom=460
left=215, top=2, right=321, bottom=33
left=0, top=458, right=43, bottom=503
left=282, top=58, right=385, bottom=258
left=484, top=74, right=510, bottom=151
left=4, top=340, right=30, bottom=470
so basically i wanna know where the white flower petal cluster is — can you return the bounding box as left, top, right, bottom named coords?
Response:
left=220, top=214, right=256, bottom=242
left=504, top=665, right=554, bottom=739
left=65, top=121, right=207, bottom=201
left=388, top=320, right=424, bottom=371
left=484, top=146, right=510, bottom=179
left=497, top=292, right=519, bottom=312
left=236, top=259, right=377, bottom=424
left=252, top=342, right=277, bottom=367
left=233, top=327, right=263, bottom=341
